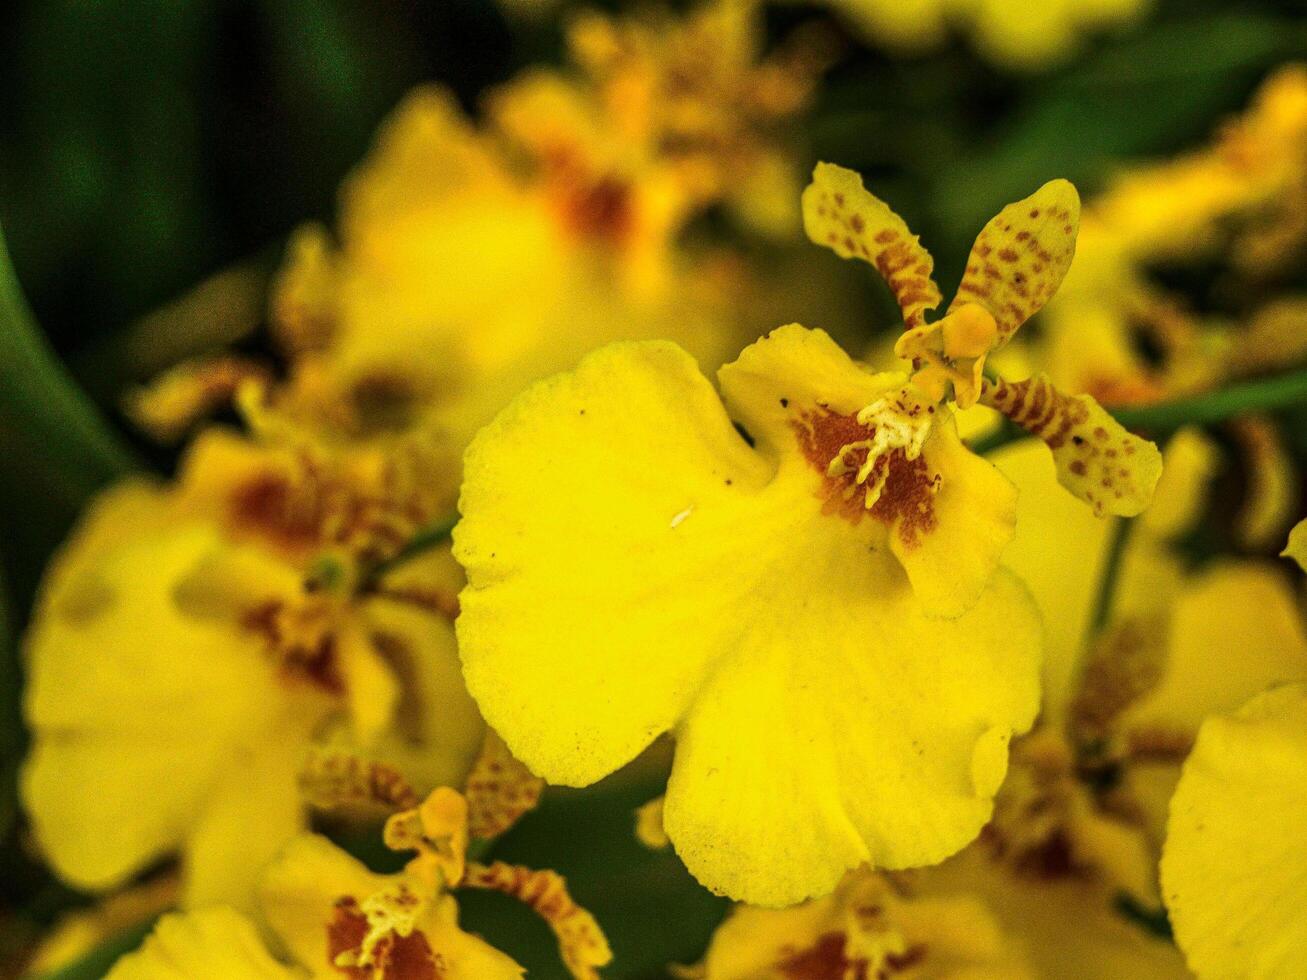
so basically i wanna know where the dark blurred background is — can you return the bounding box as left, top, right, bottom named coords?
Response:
left=0, top=0, right=1304, bottom=974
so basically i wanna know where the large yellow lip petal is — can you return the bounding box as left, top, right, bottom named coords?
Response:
left=664, top=567, right=1040, bottom=905
left=1162, top=683, right=1307, bottom=980
left=456, top=339, right=774, bottom=787
left=455, top=328, right=1041, bottom=905
left=894, top=412, right=1018, bottom=618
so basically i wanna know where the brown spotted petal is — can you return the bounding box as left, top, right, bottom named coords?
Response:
left=464, top=730, right=545, bottom=840
left=951, top=179, right=1080, bottom=347
left=463, top=861, right=613, bottom=980
left=982, top=375, right=1161, bottom=518
left=802, top=162, right=943, bottom=329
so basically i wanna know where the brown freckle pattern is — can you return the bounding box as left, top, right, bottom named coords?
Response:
left=806, top=178, right=943, bottom=328
left=464, top=733, right=545, bottom=839
left=948, top=183, right=1079, bottom=347
left=464, top=862, right=611, bottom=979
left=983, top=375, right=1158, bottom=517
left=300, top=747, right=421, bottom=812
left=792, top=409, right=938, bottom=548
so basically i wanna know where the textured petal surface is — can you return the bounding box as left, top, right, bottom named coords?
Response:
left=896, top=413, right=1018, bottom=618
left=456, top=328, right=1041, bottom=905
left=457, top=339, right=773, bottom=786
left=106, top=908, right=298, bottom=980
left=1163, top=684, right=1307, bottom=980
left=21, top=493, right=300, bottom=892
left=664, top=568, right=1040, bottom=905
left=802, top=162, right=942, bottom=328
left=952, top=180, right=1080, bottom=346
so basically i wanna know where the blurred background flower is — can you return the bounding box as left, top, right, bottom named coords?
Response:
left=1, top=0, right=1306, bottom=976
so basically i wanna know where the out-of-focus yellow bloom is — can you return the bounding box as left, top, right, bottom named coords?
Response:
left=1116, top=562, right=1307, bottom=757
left=1094, top=65, right=1307, bottom=267
left=818, top=0, right=1147, bottom=68
left=456, top=322, right=1043, bottom=906
left=126, top=355, right=269, bottom=444
left=690, top=865, right=1033, bottom=979
left=635, top=796, right=670, bottom=850
left=109, top=785, right=610, bottom=979
left=510, top=0, right=830, bottom=242
left=267, top=1, right=826, bottom=457
left=1039, top=65, right=1307, bottom=402
left=1231, top=415, right=1300, bottom=551
left=909, top=727, right=1189, bottom=979
left=21, top=430, right=483, bottom=912
left=803, top=162, right=1161, bottom=516
left=1162, top=682, right=1307, bottom=980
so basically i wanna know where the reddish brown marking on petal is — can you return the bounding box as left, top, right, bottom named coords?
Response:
left=1029, top=208, right=1041, bottom=219
left=1069, top=460, right=1087, bottom=476
left=874, top=229, right=897, bottom=244
left=997, top=247, right=1020, bottom=262
left=242, top=601, right=346, bottom=696
left=562, top=178, right=633, bottom=248
left=230, top=473, right=321, bottom=551
left=850, top=214, right=865, bottom=233
left=779, top=931, right=869, bottom=980
left=327, top=898, right=438, bottom=980
left=792, top=410, right=937, bottom=546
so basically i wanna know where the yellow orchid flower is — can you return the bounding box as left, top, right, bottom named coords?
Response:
left=104, top=776, right=600, bottom=979
left=265, top=2, right=826, bottom=458
left=1162, top=683, right=1307, bottom=980
left=1036, top=66, right=1307, bottom=404
left=690, top=865, right=1034, bottom=979
left=819, top=0, right=1147, bottom=68
left=1112, top=562, right=1307, bottom=759
left=455, top=321, right=1044, bottom=907
left=803, top=162, right=1162, bottom=518
left=910, top=727, right=1190, bottom=980
left=21, top=430, right=483, bottom=913
left=265, top=85, right=749, bottom=457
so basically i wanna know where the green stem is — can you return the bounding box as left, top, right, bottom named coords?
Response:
left=1112, top=369, right=1307, bottom=431
left=1089, top=516, right=1135, bottom=637
left=368, top=514, right=460, bottom=580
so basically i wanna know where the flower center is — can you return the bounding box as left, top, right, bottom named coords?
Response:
left=828, top=388, right=934, bottom=509
left=792, top=389, right=940, bottom=545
